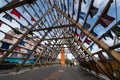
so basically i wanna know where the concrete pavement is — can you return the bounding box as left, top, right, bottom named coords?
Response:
left=0, top=65, right=105, bottom=80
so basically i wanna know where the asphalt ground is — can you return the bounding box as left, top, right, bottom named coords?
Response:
left=0, top=65, right=105, bottom=80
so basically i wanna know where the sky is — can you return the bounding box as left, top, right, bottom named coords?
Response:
left=0, top=0, right=120, bottom=60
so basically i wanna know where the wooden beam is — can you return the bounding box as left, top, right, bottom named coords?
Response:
left=44, top=37, right=73, bottom=40
left=0, top=0, right=36, bottom=13
left=33, top=24, right=74, bottom=31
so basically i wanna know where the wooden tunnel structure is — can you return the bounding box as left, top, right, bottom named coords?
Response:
left=0, top=0, right=120, bottom=80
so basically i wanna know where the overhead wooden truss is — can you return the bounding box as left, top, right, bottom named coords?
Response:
left=0, top=0, right=120, bottom=80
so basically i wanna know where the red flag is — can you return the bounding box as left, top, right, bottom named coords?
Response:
left=34, top=51, right=37, bottom=54
left=4, top=34, right=13, bottom=40
left=97, top=51, right=106, bottom=60
left=96, top=5, right=115, bottom=28
left=0, top=20, right=3, bottom=27
left=78, top=38, right=82, bottom=43
left=0, top=50, right=4, bottom=55
left=10, top=8, right=21, bottom=19
left=84, top=38, right=92, bottom=45
left=97, top=15, right=115, bottom=27
left=75, top=32, right=79, bottom=36
left=73, top=0, right=77, bottom=4
left=14, top=47, right=20, bottom=52
left=80, top=32, right=85, bottom=39
left=31, top=17, right=35, bottom=22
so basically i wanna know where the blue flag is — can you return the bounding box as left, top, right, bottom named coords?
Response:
left=19, top=41, right=25, bottom=46
left=1, top=42, right=11, bottom=49
left=79, top=12, right=86, bottom=20
left=20, top=25, right=24, bottom=31
left=3, top=14, right=13, bottom=22
left=90, top=43, right=94, bottom=51
left=27, top=49, right=31, bottom=54
left=92, top=31, right=98, bottom=37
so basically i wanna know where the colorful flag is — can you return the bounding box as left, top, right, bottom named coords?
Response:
left=20, top=25, right=24, bottom=31
left=69, top=27, right=72, bottom=31
left=79, top=12, right=86, bottom=20
left=27, top=49, right=31, bottom=54
left=44, top=19, right=47, bottom=22
left=64, top=4, right=67, bottom=12
left=61, top=3, right=64, bottom=11
left=75, top=31, right=79, bottom=36
left=0, top=20, right=3, bottom=27
left=20, top=7, right=25, bottom=13
left=3, top=14, right=13, bottom=22
left=1, top=42, right=11, bottom=49
left=14, top=46, right=20, bottom=52
left=78, top=37, right=82, bottom=43
left=34, top=50, right=37, bottom=54
left=92, top=31, right=98, bottom=37
left=69, top=0, right=72, bottom=6
left=31, top=17, right=35, bottom=22
left=12, top=28, right=22, bottom=34
left=112, top=26, right=120, bottom=37
left=90, top=43, right=94, bottom=51
left=82, top=0, right=86, bottom=4
left=41, top=22, right=44, bottom=26
left=19, top=41, right=25, bottom=46
left=25, top=37, right=30, bottom=40
left=73, top=0, right=77, bottom=4
left=48, top=28, right=52, bottom=32
left=0, top=50, right=4, bottom=55
left=96, top=5, right=115, bottom=28
left=97, top=51, right=106, bottom=60
left=99, top=15, right=115, bottom=27
left=28, top=0, right=35, bottom=4
left=104, top=31, right=113, bottom=39
left=4, top=34, right=13, bottom=40
left=10, top=8, right=22, bottom=19
left=89, top=5, right=98, bottom=18
left=80, top=32, right=85, bottom=39
left=84, top=23, right=91, bottom=29
left=84, top=38, right=92, bottom=45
